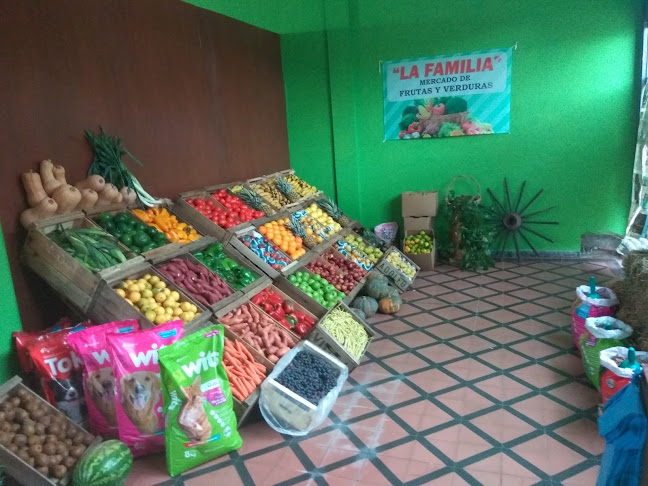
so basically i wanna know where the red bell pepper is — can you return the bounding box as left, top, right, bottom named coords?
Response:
left=282, top=300, right=295, bottom=314
left=280, top=318, right=293, bottom=330
left=268, top=310, right=285, bottom=323
left=272, top=304, right=285, bottom=319
left=294, top=322, right=309, bottom=337
left=262, top=302, right=274, bottom=313
left=266, top=292, right=284, bottom=305
left=285, top=315, right=297, bottom=328
left=251, top=292, right=266, bottom=305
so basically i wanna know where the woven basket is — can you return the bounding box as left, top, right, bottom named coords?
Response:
left=445, top=175, right=481, bottom=205
left=419, top=111, right=469, bottom=133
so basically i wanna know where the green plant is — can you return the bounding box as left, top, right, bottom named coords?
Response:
left=446, top=192, right=495, bottom=271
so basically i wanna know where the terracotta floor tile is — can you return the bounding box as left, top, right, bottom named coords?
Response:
left=435, top=387, right=495, bottom=415
left=482, top=309, right=525, bottom=324
left=438, top=292, right=475, bottom=305
left=480, top=326, right=526, bottom=344
left=455, top=315, right=498, bottom=332
left=535, top=295, right=572, bottom=310
left=417, top=284, right=453, bottom=296
left=400, top=289, right=428, bottom=301
left=382, top=352, right=430, bottom=374
left=463, top=286, right=499, bottom=298
left=485, top=294, right=523, bottom=307
left=532, top=282, right=570, bottom=295
left=426, top=423, right=491, bottom=461
left=426, top=322, right=469, bottom=339
left=124, top=453, right=170, bottom=486
left=347, top=413, right=408, bottom=448
left=536, top=311, right=572, bottom=327
left=404, top=312, right=442, bottom=327
left=554, top=418, right=605, bottom=455
left=509, top=319, right=556, bottom=336
left=442, top=279, right=477, bottom=290
left=237, top=422, right=284, bottom=456
left=467, top=274, right=499, bottom=285
left=367, top=338, right=405, bottom=358
left=332, top=391, right=379, bottom=420
left=479, top=348, right=530, bottom=369
left=488, top=270, right=520, bottom=280
left=512, top=394, right=574, bottom=426
left=407, top=368, right=459, bottom=393
left=372, top=318, right=413, bottom=335
left=378, top=450, right=445, bottom=482
left=424, top=273, right=457, bottom=283
left=350, top=362, right=392, bottom=384
left=466, top=452, right=540, bottom=485
left=449, top=334, right=495, bottom=353
left=512, top=434, right=586, bottom=475
left=432, top=306, right=472, bottom=320
left=396, top=303, right=420, bottom=316
left=544, top=354, right=584, bottom=377
left=458, top=299, right=492, bottom=313
left=549, top=381, right=600, bottom=409
left=471, top=409, right=536, bottom=443
left=415, top=297, right=449, bottom=310
left=245, top=447, right=307, bottom=485
left=487, top=281, right=522, bottom=292
left=394, top=399, right=454, bottom=432
left=184, top=465, right=242, bottom=486
left=511, top=363, right=566, bottom=388
left=424, top=472, right=473, bottom=485
left=444, top=358, right=495, bottom=381
left=511, top=339, right=561, bottom=359
left=475, top=375, right=533, bottom=402
left=416, top=343, right=464, bottom=363
left=509, top=276, right=543, bottom=287
left=562, top=466, right=601, bottom=485
left=366, top=378, right=420, bottom=407
left=355, top=460, right=394, bottom=486
left=509, top=288, right=547, bottom=300
left=541, top=330, right=574, bottom=350
left=324, top=457, right=367, bottom=481
left=508, top=302, right=549, bottom=316
left=393, top=330, right=436, bottom=349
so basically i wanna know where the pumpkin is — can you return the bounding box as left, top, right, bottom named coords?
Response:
left=72, top=439, right=133, bottom=486
left=364, top=275, right=390, bottom=300
left=379, top=293, right=402, bottom=314
left=51, top=184, right=82, bottom=214
left=351, top=308, right=366, bottom=320
left=21, top=170, right=48, bottom=207
left=20, top=198, right=58, bottom=228
left=350, top=296, right=379, bottom=317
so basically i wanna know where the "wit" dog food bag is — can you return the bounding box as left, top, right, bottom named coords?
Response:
left=107, top=320, right=183, bottom=457
left=67, top=319, right=139, bottom=438
left=159, top=324, right=242, bottom=476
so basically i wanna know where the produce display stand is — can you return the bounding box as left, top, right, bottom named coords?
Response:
left=25, top=212, right=144, bottom=296
left=84, top=204, right=184, bottom=262
left=375, top=247, right=420, bottom=291
left=310, top=245, right=369, bottom=301
left=274, top=267, right=329, bottom=319
left=86, top=262, right=212, bottom=331
left=173, top=189, right=247, bottom=242
left=261, top=340, right=347, bottom=432
left=262, top=169, right=324, bottom=206
left=203, top=180, right=246, bottom=194
left=246, top=175, right=302, bottom=213
left=306, top=301, right=376, bottom=371
left=0, top=376, right=101, bottom=486
left=248, top=282, right=320, bottom=328
left=228, top=226, right=300, bottom=279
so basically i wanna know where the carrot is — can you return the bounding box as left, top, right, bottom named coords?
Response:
left=236, top=340, right=255, bottom=361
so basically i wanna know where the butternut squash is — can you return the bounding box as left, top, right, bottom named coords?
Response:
left=96, top=184, right=119, bottom=205
left=75, top=175, right=105, bottom=193
left=112, top=192, right=124, bottom=204
left=40, top=159, right=62, bottom=195
left=52, top=164, right=67, bottom=184
left=119, top=186, right=137, bottom=205
left=76, top=189, right=98, bottom=210
left=20, top=198, right=58, bottom=229
left=21, top=170, right=48, bottom=207
left=51, top=184, right=82, bottom=214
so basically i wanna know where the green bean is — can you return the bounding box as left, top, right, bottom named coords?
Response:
left=321, top=308, right=370, bottom=359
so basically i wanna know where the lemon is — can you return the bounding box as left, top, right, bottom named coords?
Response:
left=181, top=311, right=195, bottom=322
left=155, top=306, right=165, bottom=315
left=163, top=299, right=176, bottom=308
left=164, top=306, right=174, bottom=315
left=145, top=311, right=157, bottom=321
left=173, top=307, right=183, bottom=316
left=143, top=274, right=152, bottom=281
left=115, top=288, right=126, bottom=298
left=154, top=281, right=166, bottom=290
left=190, top=304, right=198, bottom=314
left=125, top=299, right=134, bottom=306
left=170, top=291, right=180, bottom=302
left=149, top=275, right=161, bottom=285
left=154, top=314, right=167, bottom=325
left=155, top=292, right=167, bottom=303
left=163, top=288, right=171, bottom=296
left=128, top=291, right=141, bottom=303
left=128, top=284, right=140, bottom=293
left=180, top=302, right=192, bottom=312
left=142, top=289, right=153, bottom=299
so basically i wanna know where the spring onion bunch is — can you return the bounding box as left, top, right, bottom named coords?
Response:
left=85, top=127, right=168, bottom=207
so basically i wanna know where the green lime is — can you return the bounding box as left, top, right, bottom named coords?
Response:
left=313, top=274, right=322, bottom=281
left=288, top=275, right=298, bottom=284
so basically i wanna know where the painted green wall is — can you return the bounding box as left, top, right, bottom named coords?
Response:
left=283, top=0, right=641, bottom=251
left=0, top=225, right=20, bottom=381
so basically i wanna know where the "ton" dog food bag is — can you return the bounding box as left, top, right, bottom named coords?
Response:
left=67, top=319, right=139, bottom=438
left=159, top=324, right=242, bottom=476
left=107, top=320, right=184, bottom=457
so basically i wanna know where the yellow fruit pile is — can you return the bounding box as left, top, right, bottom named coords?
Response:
left=114, top=274, right=201, bottom=325
left=252, top=180, right=290, bottom=208
left=305, top=203, right=341, bottom=237
left=258, top=218, right=307, bottom=259
left=284, top=174, right=317, bottom=196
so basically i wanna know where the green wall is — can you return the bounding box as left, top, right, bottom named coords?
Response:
left=283, top=0, right=641, bottom=251
left=0, top=224, right=20, bottom=381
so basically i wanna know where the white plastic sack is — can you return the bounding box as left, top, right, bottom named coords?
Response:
left=259, top=341, right=348, bottom=436
left=584, top=317, right=633, bottom=340
left=600, top=347, right=648, bottom=379
left=575, top=285, right=619, bottom=308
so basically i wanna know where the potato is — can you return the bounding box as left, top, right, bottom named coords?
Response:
left=66, top=425, right=77, bottom=439
left=28, top=444, right=43, bottom=456
left=44, top=434, right=57, bottom=444
left=23, top=402, right=38, bottom=414
left=10, top=423, right=20, bottom=433
left=4, top=410, right=15, bottom=422
left=0, top=401, right=13, bottom=412
left=55, top=442, right=68, bottom=456
left=8, top=397, right=21, bottom=408
left=13, top=434, right=27, bottom=447
left=17, top=450, right=30, bottom=462
left=0, top=411, right=6, bottom=422
left=22, top=423, right=36, bottom=437
left=69, top=445, right=86, bottom=458
left=27, top=434, right=42, bottom=446
left=0, top=422, right=11, bottom=433
left=30, top=408, right=45, bottom=421
left=62, top=456, right=76, bottom=468
left=42, top=442, right=57, bottom=455
left=0, top=432, right=12, bottom=446
left=15, top=388, right=30, bottom=400
left=64, top=438, right=72, bottom=446
left=50, top=453, right=63, bottom=465
left=13, top=407, right=28, bottom=421
left=26, top=456, right=35, bottom=467
left=47, top=423, right=61, bottom=436
left=35, top=465, right=49, bottom=477
left=72, top=432, right=85, bottom=445
left=51, top=464, right=67, bottom=479
left=35, top=453, right=50, bottom=467
left=34, top=423, right=46, bottom=435
left=82, top=433, right=93, bottom=446
left=7, top=444, right=18, bottom=453
left=39, top=415, right=51, bottom=427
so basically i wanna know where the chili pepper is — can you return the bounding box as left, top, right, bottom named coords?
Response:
left=282, top=300, right=295, bottom=314
left=294, top=322, right=309, bottom=337
left=285, top=315, right=297, bottom=328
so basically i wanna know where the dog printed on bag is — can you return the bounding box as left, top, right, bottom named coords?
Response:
left=107, top=320, right=183, bottom=456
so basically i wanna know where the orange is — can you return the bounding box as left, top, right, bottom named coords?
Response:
left=258, top=226, right=267, bottom=235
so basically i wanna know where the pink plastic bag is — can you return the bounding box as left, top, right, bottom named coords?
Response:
left=571, top=285, right=618, bottom=353
left=67, top=320, right=139, bottom=438
left=107, top=320, right=183, bottom=456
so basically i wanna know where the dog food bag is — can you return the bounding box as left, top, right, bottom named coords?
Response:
left=13, top=317, right=72, bottom=374
left=571, top=283, right=618, bottom=352
left=107, top=320, right=184, bottom=457
left=28, top=324, right=91, bottom=426
left=159, top=324, right=242, bottom=476
left=600, top=347, right=648, bottom=403
left=67, top=319, right=139, bottom=438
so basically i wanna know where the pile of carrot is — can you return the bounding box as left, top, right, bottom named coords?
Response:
left=224, top=339, right=266, bottom=401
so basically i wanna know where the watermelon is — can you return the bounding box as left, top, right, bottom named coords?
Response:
left=73, top=440, right=133, bottom=486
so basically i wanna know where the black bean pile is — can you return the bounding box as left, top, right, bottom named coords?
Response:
left=276, top=352, right=340, bottom=405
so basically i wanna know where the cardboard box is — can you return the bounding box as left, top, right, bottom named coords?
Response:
left=402, top=229, right=435, bottom=270
left=401, top=191, right=439, bottom=217
left=403, top=216, right=435, bottom=231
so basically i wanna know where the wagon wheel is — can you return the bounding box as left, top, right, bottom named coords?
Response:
left=486, top=179, right=558, bottom=262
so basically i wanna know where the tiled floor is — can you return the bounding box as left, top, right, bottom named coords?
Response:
left=127, top=259, right=621, bottom=486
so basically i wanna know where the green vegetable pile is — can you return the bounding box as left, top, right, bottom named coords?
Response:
left=48, top=226, right=128, bottom=271
left=193, top=243, right=258, bottom=290
left=320, top=307, right=370, bottom=359
left=95, top=212, right=168, bottom=254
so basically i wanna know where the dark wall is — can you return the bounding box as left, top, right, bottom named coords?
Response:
left=0, top=0, right=289, bottom=331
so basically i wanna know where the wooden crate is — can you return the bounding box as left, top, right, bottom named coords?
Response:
left=307, top=301, right=376, bottom=371
left=375, top=247, right=420, bottom=291
left=229, top=226, right=300, bottom=279
left=84, top=204, right=183, bottom=263
left=25, top=212, right=144, bottom=296
left=260, top=341, right=347, bottom=433
left=127, top=202, right=206, bottom=246
left=173, top=190, right=243, bottom=242
left=307, top=246, right=369, bottom=300
left=86, top=263, right=212, bottom=330
left=153, top=250, right=243, bottom=316
left=273, top=273, right=329, bottom=319
left=0, top=376, right=100, bottom=486
left=203, top=181, right=246, bottom=194
left=247, top=282, right=320, bottom=328
left=21, top=248, right=92, bottom=313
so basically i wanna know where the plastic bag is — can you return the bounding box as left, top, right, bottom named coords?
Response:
left=259, top=341, right=348, bottom=436
left=159, top=324, right=242, bottom=476
left=580, top=317, right=632, bottom=389
left=600, top=347, right=648, bottom=404
left=107, top=320, right=183, bottom=457
left=67, top=319, right=139, bottom=438
left=374, top=222, right=398, bottom=246
left=571, top=285, right=618, bottom=352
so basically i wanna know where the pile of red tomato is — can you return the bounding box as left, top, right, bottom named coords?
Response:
left=186, top=197, right=242, bottom=229
left=212, top=189, right=264, bottom=222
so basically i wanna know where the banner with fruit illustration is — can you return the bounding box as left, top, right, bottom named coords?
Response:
left=382, top=47, right=512, bottom=140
